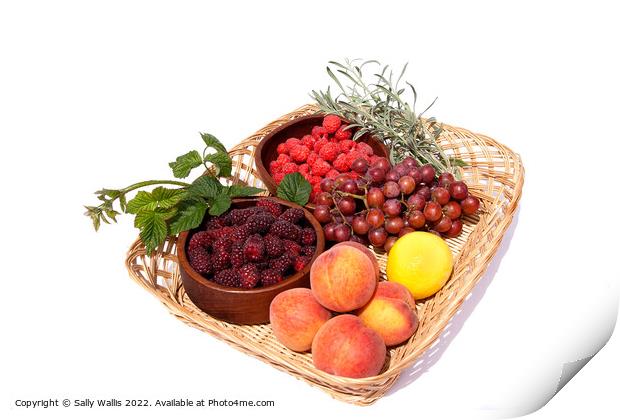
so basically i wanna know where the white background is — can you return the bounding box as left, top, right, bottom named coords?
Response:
left=1, top=1, right=618, bottom=419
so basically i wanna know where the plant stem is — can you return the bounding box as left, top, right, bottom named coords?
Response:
left=120, top=180, right=190, bottom=194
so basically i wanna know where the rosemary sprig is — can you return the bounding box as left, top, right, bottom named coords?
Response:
left=310, top=59, right=466, bottom=175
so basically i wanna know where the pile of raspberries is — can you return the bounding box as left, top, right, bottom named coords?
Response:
left=268, top=114, right=380, bottom=203
left=186, top=199, right=317, bottom=289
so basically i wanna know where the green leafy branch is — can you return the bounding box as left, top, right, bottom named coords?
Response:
left=84, top=133, right=264, bottom=255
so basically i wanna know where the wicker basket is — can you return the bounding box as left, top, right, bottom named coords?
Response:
left=125, top=104, right=524, bottom=405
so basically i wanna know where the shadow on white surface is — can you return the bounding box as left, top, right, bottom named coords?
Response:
left=387, top=207, right=521, bottom=397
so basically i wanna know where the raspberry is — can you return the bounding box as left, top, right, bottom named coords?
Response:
left=260, top=269, right=283, bottom=287
left=276, top=143, right=288, bottom=155
left=310, top=183, right=322, bottom=204
left=318, top=142, right=339, bottom=162
left=345, top=151, right=365, bottom=168
left=300, top=227, right=316, bottom=245
left=301, top=245, right=316, bottom=257
left=290, top=144, right=310, bottom=163
left=322, top=115, right=342, bottom=134
left=230, top=241, right=245, bottom=268
left=283, top=239, right=302, bottom=256
left=264, top=234, right=284, bottom=257
left=282, top=162, right=298, bottom=174
left=279, top=207, right=304, bottom=224
left=311, top=158, right=331, bottom=176
left=299, top=163, right=310, bottom=175
left=238, top=264, right=260, bottom=288
left=243, top=234, right=265, bottom=262
left=347, top=171, right=360, bottom=179
left=306, top=151, right=318, bottom=166
left=285, top=137, right=301, bottom=149
left=269, top=160, right=282, bottom=174
left=311, top=126, right=328, bottom=140
left=273, top=172, right=285, bottom=184
left=310, top=175, right=322, bottom=186
left=356, top=142, right=374, bottom=156
left=277, top=153, right=292, bottom=164
left=231, top=224, right=252, bottom=242
left=213, top=268, right=240, bottom=288
left=257, top=199, right=282, bottom=217
left=326, top=169, right=340, bottom=179
left=188, top=246, right=211, bottom=274
left=301, top=134, right=314, bottom=149
left=333, top=153, right=350, bottom=172
left=271, top=253, right=293, bottom=274
left=293, top=255, right=312, bottom=272
left=313, top=137, right=329, bottom=153
left=334, top=126, right=352, bottom=141
left=339, top=139, right=356, bottom=153
left=269, top=220, right=300, bottom=242
left=188, top=230, right=212, bottom=251
left=369, top=155, right=382, bottom=165
left=246, top=212, right=275, bottom=234
left=211, top=249, right=230, bottom=272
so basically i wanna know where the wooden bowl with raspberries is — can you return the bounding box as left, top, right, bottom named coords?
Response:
left=177, top=197, right=325, bottom=325
left=255, top=114, right=389, bottom=207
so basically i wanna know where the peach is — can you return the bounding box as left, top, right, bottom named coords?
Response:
left=310, top=246, right=377, bottom=312
left=375, top=281, right=416, bottom=312
left=269, top=288, right=332, bottom=352
left=356, top=295, right=418, bottom=346
left=311, top=314, right=386, bottom=378
left=332, top=241, right=380, bottom=279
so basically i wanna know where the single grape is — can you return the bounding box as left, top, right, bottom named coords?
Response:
left=323, top=223, right=337, bottom=241
left=384, top=236, right=398, bottom=253
left=415, top=185, right=431, bottom=201
left=383, top=181, right=400, bottom=198
left=434, top=215, right=452, bottom=233
left=350, top=234, right=369, bottom=245
left=339, top=179, right=359, bottom=195
left=406, top=194, right=426, bottom=211
left=320, top=178, right=335, bottom=193
left=352, top=215, right=370, bottom=235
left=385, top=170, right=400, bottom=183
left=460, top=195, right=480, bottom=215
left=398, top=176, right=416, bottom=195
left=334, top=224, right=351, bottom=242
left=367, top=167, right=386, bottom=184
left=438, top=172, right=455, bottom=187
left=407, top=210, right=426, bottom=229
left=383, top=199, right=402, bottom=217
left=368, top=227, right=388, bottom=247
left=408, top=167, right=423, bottom=184
left=337, top=196, right=356, bottom=215
left=351, top=158, right=369, bottom=174
left=313, top=205, right=333, bottom=224
left=366, top=208, right=385, bottom=228
left=449, top=181, right=469, bottom=200
left=443, top=201, right=462, bottom=220
left=423, top=201, right=442, bottom=222
left=445, top=219, right=463, bottom=237
left=366, top=187, right=385, bottom=208
left=394, top=163, right=409, bottom=177
left=420, top=164, right=436, bottom=184
left=385, top=217, right=405, bottom=234
left=316, top=192, right=334, bottom=206
left=431, top=187, right=450, bottom=205
left=402, top=156, right=419, bottom=169
left=335, top=173, right=352, bottom=187
left=399, top=227, right=415, bottom=237
left=371, top=157, right=391, bottom=172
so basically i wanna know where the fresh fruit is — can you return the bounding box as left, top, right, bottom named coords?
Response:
left=356, top=294, right=418, bottom=346
left=386, top=232, right=454, bottom=299
left=331, top=241, right=380, bottom=279
left=374, top=281, right=416, bottom=310
left=310, top=246, right=377, bottom=312
left=270, top=288, right=332, bottom=352
left=311, top=314, right=386, bottom=379
left=460, top=195, right=480, bottom=215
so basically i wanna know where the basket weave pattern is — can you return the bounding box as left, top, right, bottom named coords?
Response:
left=125, top=104, right=524, bottom=405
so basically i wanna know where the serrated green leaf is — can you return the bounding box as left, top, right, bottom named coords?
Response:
left=208, top=195, right=232, bottom=216
left=135, top=210, right=169, bottom=255
left=134, top=208, right=176, bottom=229
left=169, top=199, right=208, bottom=235
left=204, top=152, right=232, bottom=177
left=126, top=187, right=185, bottom=214
left=226, top=184, right=264, bottom=198
left=277, top=173, right=311, bottom=206
left=200, top=132, right=227, bottom=154
left=187, top=175, right=222, bottom=198
left=168, top=150, right=203, bottom=178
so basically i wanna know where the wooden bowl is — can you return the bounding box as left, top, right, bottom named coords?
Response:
left=255, top=114, right=389, bottom=205
left=177, top=197, right=325, bottom=325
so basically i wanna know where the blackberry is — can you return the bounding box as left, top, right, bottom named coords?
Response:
left=300, top=227, right=316, bottom=246
left=231, top=224, right=252, bottom=242
left=227, top=207, right=266, bottom=226
left=257, top=199, right=282, bottom=217
left=243, top=234, right=265, bottom=263
left=205, top=215, right=227, bottom=230
left=271, top=253, right=293, bottom=274
left=293, top=255, right=311, bottom=272
left=301, top=245, right=316, bottom=257
left=188, top=246, right=211, bottom=274
left=188, top=230, right=212, bottom=251
left=213, top=268, right=240, bottom=288
left=230, top=241, right=245, bottom=268
left=264, top=234, right=284, bottom=257
left=260, top=268, right=283, bottom=287
left=238, top=264, right=260, bottom=288
left=269, top=220, right=301, bottom=242
left=211, top=249, right=230, bottom=272
left=212, top=237, right=231, bottom=254
left=282, top=239, right=301, bottom=256
left=256, top=261, right=271, bottom=271
left=246, top=212, right=275, bottom=234
left=279, top=207, right=304, bottom=224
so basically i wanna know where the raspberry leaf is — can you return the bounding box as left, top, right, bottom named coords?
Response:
left=126, top=187, right=186, bottom=214
left=225, top=185, right=264, bottom=198
left=204, top=151, right=232, bottom=177
left=169, top=199, right=208, bottom=235
left=187, top=175, right=222, bottom=198
left=277, top=173, right=311, bottom=205
left=208, top=195, right=232, bottom=216
left=134, top=209, right=174, bottom=255
left=200, top=132, right=227, bottom=154
left=168, top=150, right=203, bottom=178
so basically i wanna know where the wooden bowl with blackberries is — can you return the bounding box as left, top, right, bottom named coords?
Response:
left=177, top=197, right=325, bottom=325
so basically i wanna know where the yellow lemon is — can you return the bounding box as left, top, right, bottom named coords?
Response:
left=386, top=232, right=454, bottom=300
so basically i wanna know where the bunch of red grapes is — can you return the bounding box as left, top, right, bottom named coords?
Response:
left=312, top=156, right=481, bottom=251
